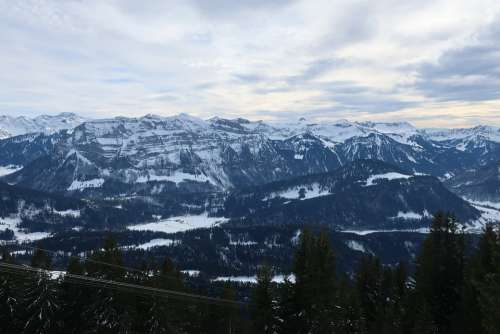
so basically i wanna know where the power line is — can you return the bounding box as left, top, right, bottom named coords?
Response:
left=9, top=244, right=185, bottom=283
left=0, top=262, right=247, bottom=308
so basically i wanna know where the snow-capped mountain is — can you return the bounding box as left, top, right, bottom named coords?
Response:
left=0, top=113, right=499, bottom=202
left=422, top=125, right=500, bottom=143
left=0, top=112, right=87, bottom=138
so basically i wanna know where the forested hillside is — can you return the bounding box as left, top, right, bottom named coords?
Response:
left=1, top=213, right=499, bottom=333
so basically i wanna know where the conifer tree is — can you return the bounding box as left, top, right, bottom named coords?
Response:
left=355, top=255, right=382, bottom=334
left=59, top=257, right=88, bottom=333
left=472, top=225, right=500, bottom=334
left=277, top=276, right=298, bottom=334
left=413, top=212, right=466, bottom=334
left=22, top=249, right=62, bottom=334
left=312, top=230, right=337, bottom=333
left=334, top=275, right=364, bottom=334
left=83, top=235, right=135, bottom=333
left=138, top=257, right=185, bottom=334
left=251, top=264, right=277, bottom=334
left=287, top=229, right=338, bottom=333
left=0, top=248, right=21, bottom=333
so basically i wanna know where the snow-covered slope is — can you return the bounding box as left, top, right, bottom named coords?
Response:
left=0, top=112, right=87, bottom=138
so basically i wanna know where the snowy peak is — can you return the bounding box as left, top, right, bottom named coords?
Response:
left=422, top=125, right=500, bottom=144
left=0, top=112, right=87, bottom=138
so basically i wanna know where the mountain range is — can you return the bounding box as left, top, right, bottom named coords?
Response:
left=1, top=113, right=500, bottom=191
left=1, top=112, right=499, bottom=277
left=0, top=113, right=499, bottom=234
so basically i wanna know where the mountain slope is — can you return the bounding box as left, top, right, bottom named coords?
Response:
left=224, top=160, right=480, bottom=229
left=446, top=160, right=500, bottom=202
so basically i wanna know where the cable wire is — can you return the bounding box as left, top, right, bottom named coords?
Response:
left=0, top=262, right=246, bottom=308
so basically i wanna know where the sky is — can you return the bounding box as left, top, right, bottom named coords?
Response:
left=1, top=0, right=500, bottom=127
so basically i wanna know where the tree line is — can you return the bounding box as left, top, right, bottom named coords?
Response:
left=251, top=212, right=500, bottom=334
left=1, top=212, right=500, bottom=333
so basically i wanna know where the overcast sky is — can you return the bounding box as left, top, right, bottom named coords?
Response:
left=1, top=0, right=500, bottom=127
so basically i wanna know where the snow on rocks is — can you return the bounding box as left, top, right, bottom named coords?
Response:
left=67, top=178, right=105, bottom=191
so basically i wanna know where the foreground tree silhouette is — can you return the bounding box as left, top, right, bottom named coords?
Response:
left=83, top=236, right=135, bottom=333
left=251, top=264, right=277, bottom=334
left=413, top=212, right=465, bottom=334
left=22, top=248, right=62, bottom=334
left=59, top=257, right=88, bottom=334
left=0, top=248, right=20, bottom=333
left=468, top=224, right=500, bottom=334
left=279, top=229, right=338, bottom=334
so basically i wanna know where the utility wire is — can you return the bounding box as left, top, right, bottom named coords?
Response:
left=8, top=244, right=186, bottom=283
left=0, top=262, right=247, bottom=308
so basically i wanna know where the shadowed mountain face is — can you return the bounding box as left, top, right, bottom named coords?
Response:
left=446, top=160, right=500, bottom=202
left=223, top=160, right=480, bottom=229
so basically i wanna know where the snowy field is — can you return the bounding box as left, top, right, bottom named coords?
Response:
left=364, top=172, right=413, bottom=186
left=263, top=183, right=330, bottom=201
left=340, top=228, right=430, bottom=235
left=127, top=213, right=228, bottom=233
left=0, top=215, right=50, bottom=243
left=0, top=165, right=22, bottom=177
left=123, top=238, right=179, bottom=250
left=212, top=274, right=295, bottom=284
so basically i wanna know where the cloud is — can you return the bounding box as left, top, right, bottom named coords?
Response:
left=414, top=17, right=500, bottom=102
left=0, top=0, right=500, bottom=126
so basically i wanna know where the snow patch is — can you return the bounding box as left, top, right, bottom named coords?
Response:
left=264, top=183, right=330, bottom=201
left=53, top=209, right=81, bottom=218
left=346, top=240, right=367, bottom=253
left=291, top=229, right=302, bottom=244
left=132, top=238, right=178, bottom=250
left=0, top=215, right=50, bottom=243
left=391, top=211, right=431, bottom=220
left=365, top=172, right=413, bottom=186
left=181, top=270, right=200, bottom=277
left=136, top=170, right=212, bottom=185
left=127, top=213, right=228, bottom=233
left=340, top=228, right=430, bottom=235
left=212, top=274, right=295, bottom=284
left=0, top=165, right=22, bottom=177
left=68, top=178, right=105, bottom=191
